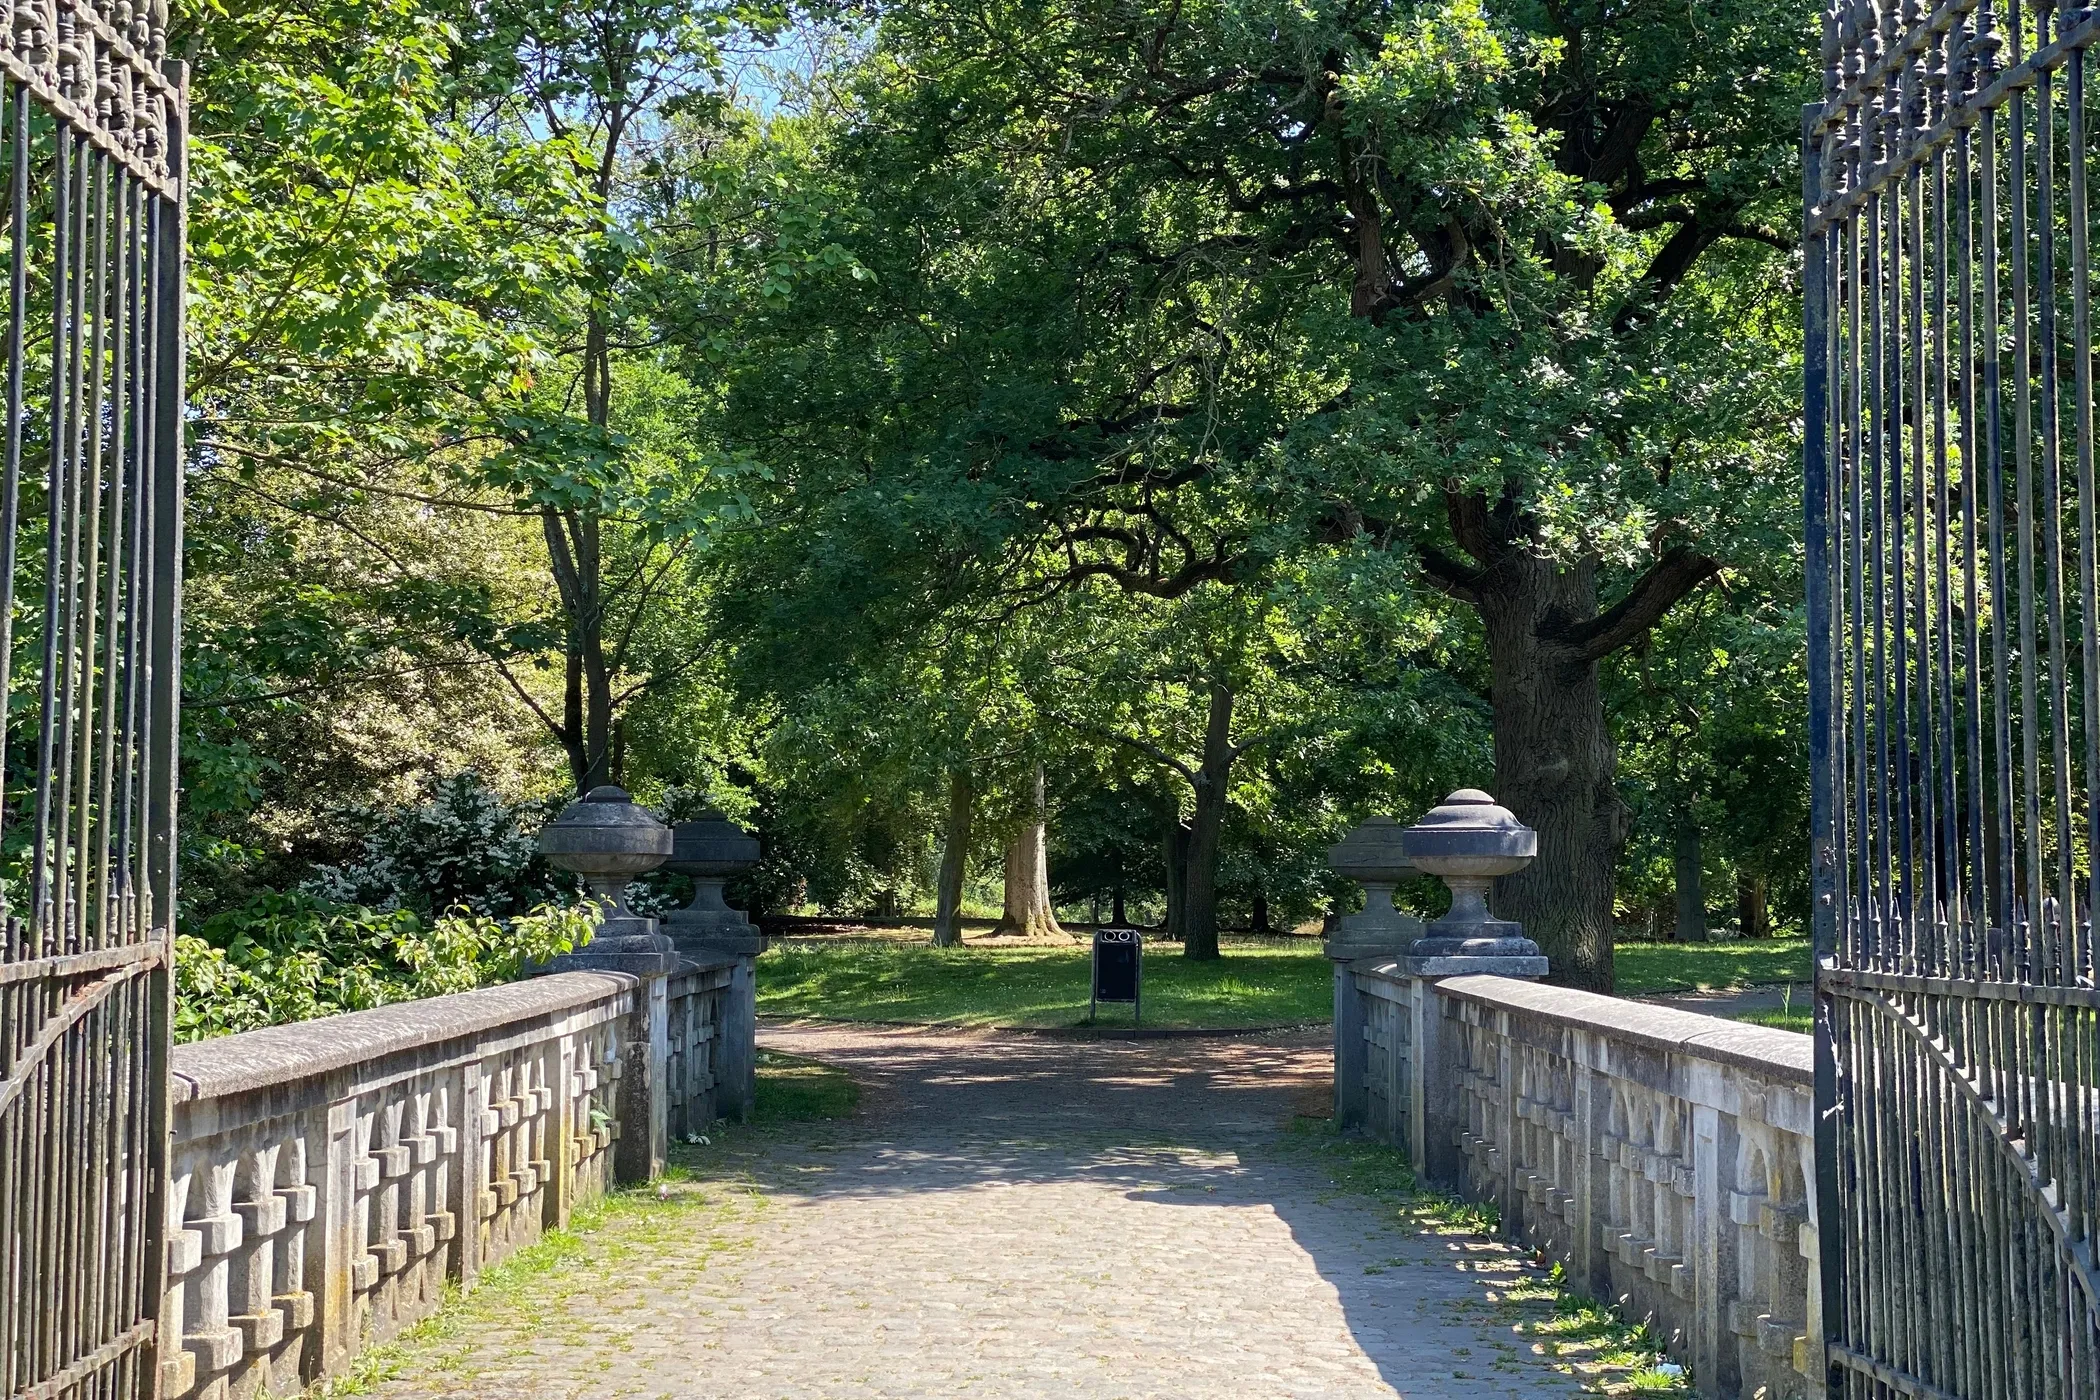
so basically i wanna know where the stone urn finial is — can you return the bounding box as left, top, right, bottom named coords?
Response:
left=663, top=797, right=764, bottom=957
left=535, top=785, right=678, bottom=972
left=1400, top=789, right=1547, bottom=972
left=1324, top=816, right=1424, bottom=960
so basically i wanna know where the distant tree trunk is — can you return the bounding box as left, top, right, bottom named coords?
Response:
left=1111, top=886, right=1126, bottom=924
left=1674, top=814, right=1707, bottom=942
left=1162, top=812, right=1189, bottom=941
left=996, top=764, right=1063, bottom=939
left=1250, top=891, right=1271, bottom=934
left=931, top=767, right=973, bottom=947
left=1181, top=683, right=1235, bottom=960
left=1736, top=870, right=1769, bottom=939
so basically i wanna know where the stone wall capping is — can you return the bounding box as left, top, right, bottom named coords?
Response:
left=170, top=973, right=639, bottom=1105
left=1430, top=974, right=1812, bottom=1083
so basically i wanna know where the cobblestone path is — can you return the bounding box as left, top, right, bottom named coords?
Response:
left=370, top=1026, right=1591, bottom=1400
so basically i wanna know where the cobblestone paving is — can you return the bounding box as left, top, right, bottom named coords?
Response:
left=371, top=1025, right=1588, bottom=1400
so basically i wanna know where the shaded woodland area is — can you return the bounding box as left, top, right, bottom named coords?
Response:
left=160, top=0, right=1815, bottom=1024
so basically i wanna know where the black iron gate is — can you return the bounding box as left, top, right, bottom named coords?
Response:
left=1805, top=1, right=2100, bottom=1396
left=0, top=1, right=187, bottom=1396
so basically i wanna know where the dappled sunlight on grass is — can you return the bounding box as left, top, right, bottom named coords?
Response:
left=1614, top=938, right=1810, bottom=994
left=756, top=938, right=1332, bottom=1029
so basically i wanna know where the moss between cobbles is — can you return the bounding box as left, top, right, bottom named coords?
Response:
left=1278, top=1119, right=1694, bottom=1397
left=314, top=1051, right=855, bottom=1397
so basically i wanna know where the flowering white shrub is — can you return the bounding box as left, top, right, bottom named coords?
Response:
left=305, top=771, right=570, bottom=918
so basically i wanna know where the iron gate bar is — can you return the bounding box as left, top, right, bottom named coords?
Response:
left=1808, top=0, right=2100, bottom=1396
left=0, top=1, right=186, bottom=1396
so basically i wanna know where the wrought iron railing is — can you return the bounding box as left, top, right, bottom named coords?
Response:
left=1805, top=1, right=2100, bottom=1396
left=0, top=0, right=185, bottom=1395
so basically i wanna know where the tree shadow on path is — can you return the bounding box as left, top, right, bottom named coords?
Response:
left=728, top=1024, right=1592, bottom=1399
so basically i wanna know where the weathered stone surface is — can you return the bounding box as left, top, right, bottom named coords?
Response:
left=1432, top=975, right=1812, bottom=1081
left=169, top=973, right=637, bottom=1102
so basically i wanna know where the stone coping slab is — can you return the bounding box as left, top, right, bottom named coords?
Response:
left=1365, top=967, right=1813, bottom=1083
left=171, top=970, right=641, bottom=1104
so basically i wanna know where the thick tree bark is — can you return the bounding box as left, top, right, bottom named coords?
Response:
left=931, top=766, right=973, bottom=947
left=1736, top=870, right=1769, bottom=938
left=1673, top=813, right=1707, bottom=942
left=1478, top=555, right=1622, bottom=991
left=1426, top=489, right=1718, bottom=992
left=996, top=764, right=1064, bottom=939
left=1181, top=682, right=1235, bottom=960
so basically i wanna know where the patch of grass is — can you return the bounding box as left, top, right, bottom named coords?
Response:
left=756, top=937, right=1331, bottom=1029
left=1279, top=1119, right=1692, bottom=1396
left=1614, top=938, right=1811, bottom=995
left=1736, top=1007, right=1813, bottom=1034
left=749, top=1047, right=860, bottom=1123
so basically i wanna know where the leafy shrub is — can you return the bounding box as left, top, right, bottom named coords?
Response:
left=174, top=890, right=596, bottom=1042
left=303, top=771, right=570, bottom=919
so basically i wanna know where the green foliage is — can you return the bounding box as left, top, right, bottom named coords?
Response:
left=174, top=893, right=596, bottom=1041
left=164, top=0, right=1826, bottom=1019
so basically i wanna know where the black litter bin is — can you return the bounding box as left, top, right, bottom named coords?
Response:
left=1091, top=927, right=1142, bottom=1024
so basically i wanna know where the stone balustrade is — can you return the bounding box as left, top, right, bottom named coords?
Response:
left=1334, top=963, right=1816, bottom=1400
left=160, top=956, right=741, bottom=1400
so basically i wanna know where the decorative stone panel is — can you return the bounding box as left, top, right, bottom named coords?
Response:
left=162, top=956, right=742, bottom=1400
left=665, top=961, right=731, bottom=1143
left=1337, top=967, right=1817, bottom=1400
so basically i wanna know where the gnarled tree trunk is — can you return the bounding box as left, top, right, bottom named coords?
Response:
left=1477, top=555, right=1622, bottom=991
left=996, top=764, right=1064, bottom=939
left=1425, top=490, right=1718, bottom=993
left=931, top=766, right=973, bottom=947
left=1162, top=811, right=1189, bottom=942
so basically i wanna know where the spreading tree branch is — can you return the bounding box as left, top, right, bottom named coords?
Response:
left=1548, top=546, right=1721, bottom=662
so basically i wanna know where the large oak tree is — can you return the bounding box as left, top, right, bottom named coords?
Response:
left=691, top=0, right=1809, bottom=986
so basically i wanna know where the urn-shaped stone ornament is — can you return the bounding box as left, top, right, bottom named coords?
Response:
left=1400, top=789, right=1546, bottom=966
left=1324, top=816, right=1424, bottom=959
left=663, top=799, right=764, bottom=957
left=536, top=785, right=677, bottom=971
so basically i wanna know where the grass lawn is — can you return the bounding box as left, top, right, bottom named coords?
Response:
left=756, top=932, right=1814, bottom=1032
left=757, top=936, right=1332, bottom=1030
left=1735, top=1006, right=1814, bottom=1035
left=1613, top=937, right=1811, bottom=995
